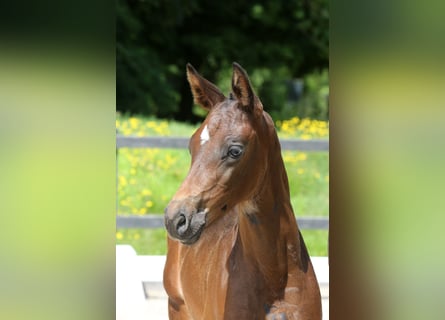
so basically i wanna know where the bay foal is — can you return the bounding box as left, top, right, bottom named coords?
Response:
left=164, top=63, right=322, bottom=319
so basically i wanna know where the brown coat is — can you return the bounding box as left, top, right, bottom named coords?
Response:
left=163, top=63, right=322, bottom=320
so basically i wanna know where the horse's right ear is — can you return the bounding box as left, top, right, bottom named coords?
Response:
left=186, top=63, right=226, bottom=111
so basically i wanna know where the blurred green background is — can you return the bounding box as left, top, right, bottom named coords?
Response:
left=117, top=0, right=329, bottom=122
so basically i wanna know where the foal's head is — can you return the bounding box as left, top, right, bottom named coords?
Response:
left=164, top=63, right=277, bottom=245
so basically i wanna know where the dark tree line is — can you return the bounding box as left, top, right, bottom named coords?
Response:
left=117, top=0, right=329, bottom=122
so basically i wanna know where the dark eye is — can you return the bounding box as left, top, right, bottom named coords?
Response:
left=228, top=145, right=243, bottom=159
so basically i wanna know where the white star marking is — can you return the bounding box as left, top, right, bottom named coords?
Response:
left=200, top=125, right=210, bottom=145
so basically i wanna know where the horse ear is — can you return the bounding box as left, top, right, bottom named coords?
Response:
left=186, top=63, right=226, bottom=110
left=231, top=62, right=263, bottom=117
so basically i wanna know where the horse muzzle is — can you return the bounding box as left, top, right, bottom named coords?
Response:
left=164, top=202, right=208, bottom=245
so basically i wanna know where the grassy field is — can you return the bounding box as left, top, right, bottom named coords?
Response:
left=116, top=114, right=329, bottom=256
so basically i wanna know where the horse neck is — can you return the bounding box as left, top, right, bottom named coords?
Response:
left=236, top=139, right=297, bottom=277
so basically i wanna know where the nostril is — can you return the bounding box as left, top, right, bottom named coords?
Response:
left=176, top=213, right=188, bottom=236
left=177, top=214, right=186, bottom=227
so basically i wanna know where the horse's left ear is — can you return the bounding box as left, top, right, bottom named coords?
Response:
left=231, top=62, right=263, bottom=118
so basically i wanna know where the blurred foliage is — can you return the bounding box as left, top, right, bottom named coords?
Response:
left=285, top=69, right=329, bottom=120
left=117, top=0, right=329, bottom=121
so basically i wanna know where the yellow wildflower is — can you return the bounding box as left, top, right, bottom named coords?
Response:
left=141, top=189, right=152, bottom=196
left=146, top=121, right=156, bottom=128
left=129, top=117, right=139, bottom=129
left=296, top=153, right=307, bottom=161
left=283, top=154, right=294, bottom=163
left=119, top=175, right=127, bottom=187
left=122, top=128, right=132, bottom=136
